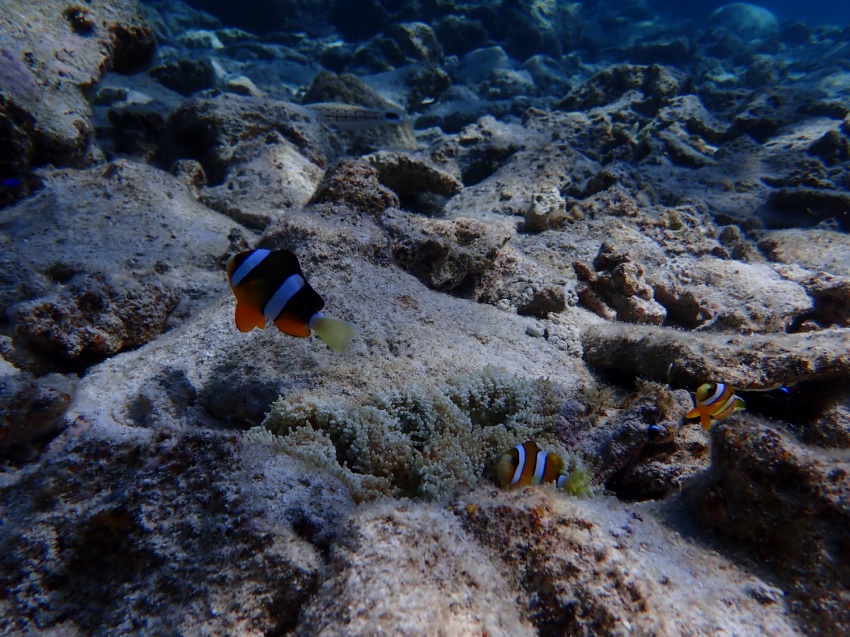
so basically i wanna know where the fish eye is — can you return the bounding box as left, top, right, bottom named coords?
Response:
left=647, top=424, right=661, bottom=441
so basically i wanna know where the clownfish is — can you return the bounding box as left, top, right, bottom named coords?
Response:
left=226, top=248, right=358, bottom=352
left=496, top=441, right=570, bottom=489
left=685, top=383, right=746, bottom=429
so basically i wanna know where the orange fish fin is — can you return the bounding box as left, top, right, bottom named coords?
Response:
left=685, top=407, right=700, bottom=419
left=273, top=313, right=311, bottom=337
left=701, top=413, right=712, bottom=430
left=235, top=302, right=266, bottom=332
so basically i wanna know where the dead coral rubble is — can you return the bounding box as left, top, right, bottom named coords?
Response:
left=574, top=242, right=667, bottom=325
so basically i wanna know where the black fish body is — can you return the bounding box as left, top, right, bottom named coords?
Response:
left=226, top=248, right=358, bottom=352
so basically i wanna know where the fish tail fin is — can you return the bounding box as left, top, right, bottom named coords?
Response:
left=309, top=314, right=359, bottom=353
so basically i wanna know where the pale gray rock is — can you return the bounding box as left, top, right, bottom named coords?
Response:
left=295, top=501, right=534, bottom=637
left=760, top=228, right=850, bottom=277
left=654, top=257, right=813, bottom=333
left=710, top=3, right=780, bottom=40
left=381, top=209, right=511, bottom=294
left=582, top=321, right=850, bottom=390
left=163, top=94, right=328, bottom=227
left=0, top=0, right=155, bottom=175
left=444, top=142, right=599, bottom=218
left=0, top=160, right=251, bottom=368
left=455, top=489, right=802, bottom=636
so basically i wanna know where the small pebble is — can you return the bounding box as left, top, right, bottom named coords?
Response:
left=526, top=324, right=545, bottom=337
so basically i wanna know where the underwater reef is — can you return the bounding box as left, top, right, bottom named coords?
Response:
left=1, top=0, right=849, bottom=635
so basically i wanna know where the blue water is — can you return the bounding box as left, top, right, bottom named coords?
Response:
left=653, top=0, right=850, bottom=24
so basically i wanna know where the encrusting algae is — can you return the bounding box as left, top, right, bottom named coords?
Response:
left=244, top=366, right=592, bottom=501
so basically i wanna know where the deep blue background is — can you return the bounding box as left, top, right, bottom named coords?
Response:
left=652, top=0, right=850, bottom=25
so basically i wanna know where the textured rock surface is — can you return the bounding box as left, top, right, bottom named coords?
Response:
left=582, top=321, right=850, bottom=390
left=574, top=242, right=668, bottom=325
left=2, top=0, right=850, bottom=634
left=0, top=431, right=322, bottom=635
left=553, top=379, right=708, bottom=499
left=382, top=209, right=510, bottom=295
left=0, top=0, right=155, bottom=180
left=692, top=417, right=850, bottom=635
left=0, top=160, right=248, bottom=369
left=0, top=364, right=76, bottom=462
left=163, top=95, right=328, bottom=227
left=454, top=489, right=801, bottom=637
left=295, top=501, right=534, bottom=637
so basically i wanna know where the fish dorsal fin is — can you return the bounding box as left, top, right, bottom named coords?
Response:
left=235, top=302, right=266, bottom=332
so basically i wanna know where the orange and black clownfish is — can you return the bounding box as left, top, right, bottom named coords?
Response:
left=685, top=382, right=746, bottom=429
left=496, top=441, right=569, bottom=489
left=226, top=248, right=358, bottom=352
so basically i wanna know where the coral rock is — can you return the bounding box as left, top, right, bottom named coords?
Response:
left=0, top=431, right=322, bottom=635
left=295, top=501, right=533, bottom=637
left=574, top=243, right=667, bottom=325
left=0, top=0, right=156, bottom=174
left=382, top=210, right=510, bottom=295
left=365, top=150, right=462, bottom=215
left=693, top=417, right=850, bottom=634
left=582, top=321, right=850, bottom=390
left=13, top=274, right=179, bottom=362
left=0, top=366, right=76, bottom=460
left=455, top=489, right=801, bottom=637
left=311, top=158, right=400, bottom=216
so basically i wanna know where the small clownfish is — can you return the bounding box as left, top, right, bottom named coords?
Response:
left=496, top=441, right=570, bottom=489
left=685, top=383, right=746, bottom=429
left=226, top=248, right=358, bottom=352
